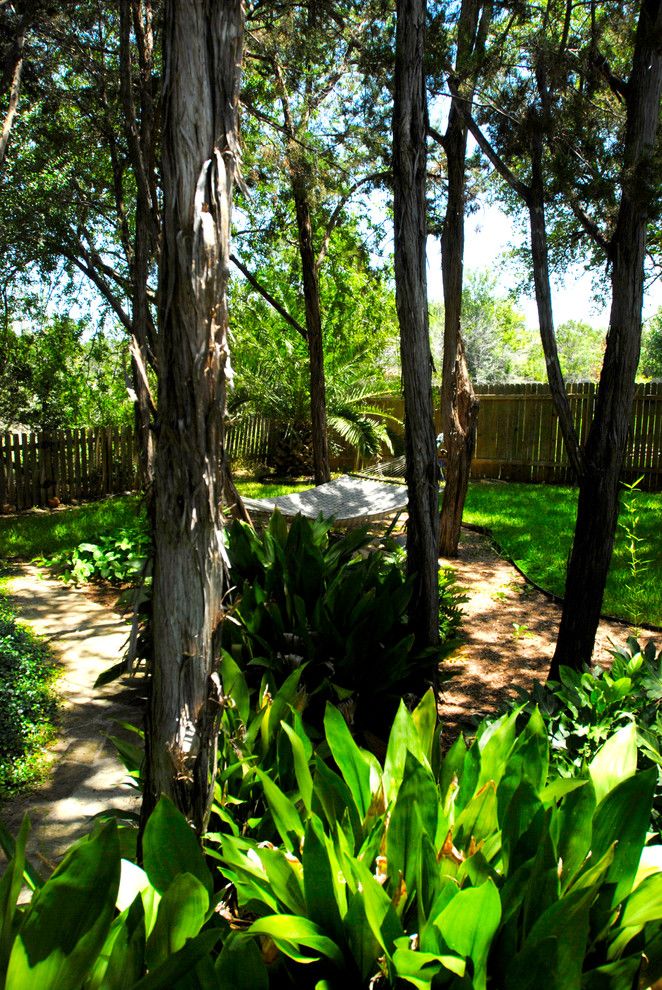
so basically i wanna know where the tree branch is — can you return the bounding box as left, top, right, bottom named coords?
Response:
left=65, top=250, right=133, bottom=334
left=315, top=170, right=390, bottom=271
left=230, top=253, right=307, bottom=340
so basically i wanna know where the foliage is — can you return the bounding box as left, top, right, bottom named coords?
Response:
left=222, top=512, right=461, bottom=734
left=212, top=693, right=662, bottom=988
left=429, top=274, right=607, bottom=385
left=0, top=495, right=142, bottom=562
left=640, top=308, right=662, bottom=379
left=229, top=306, right=400, bottom=471
left=508, top=637, right=662, bottom=833
left=0, top=313, right=133, bottom=431
left=0, top=593, right=59, bottom=795
left=619, top=476, right=651, bottom=628
left=42, top=524, right=150, bottom=586
left=4, top=695, right=662, bottom=987
left=463, top=481, right=662, bottom=625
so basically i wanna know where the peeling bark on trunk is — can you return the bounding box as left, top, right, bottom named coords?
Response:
left=143, top=0, right=244, bottom=833
left=394, top=0, right=439, bottom=654
left=551, top=0, right=662, bottom=675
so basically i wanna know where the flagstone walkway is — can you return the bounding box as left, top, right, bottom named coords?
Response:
left=0, top=565, right=144, bottom=870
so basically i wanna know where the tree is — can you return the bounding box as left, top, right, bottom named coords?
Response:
left=393, top=0, right=439, bottom=653
left=429, top=0, right=490, bottom=556
left=552, top=0, right=662, bottom=672
left=0, top=313, right=132, bottom=430
left=640, top=308, right=662, bottom=377
left=456, top=0, right=662, bottom=668
left=234, top=2, right=390, bottom=485
left=143, top=0, right=244, bottom=832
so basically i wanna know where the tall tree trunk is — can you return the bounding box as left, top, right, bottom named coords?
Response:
left=291, top=178, right=331, bottom=485
left=528, top=127, right=584, bottom=480
left=0, top=23, right=25, bottom=170
left=143, top=0, right=244, bottom=832
left=439, top=81, right=478, bottom=555
left=393, top=0, right=439, bottom=654
left=551, top=0, right=662, bottom=675
left=119, top=0, right=158, bottom=495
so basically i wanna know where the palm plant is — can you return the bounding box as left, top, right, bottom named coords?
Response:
left=229, top=340, right=400, bottom=473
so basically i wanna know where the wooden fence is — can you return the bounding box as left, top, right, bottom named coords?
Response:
left=3, top=383, right=661, bottom=509
left=471, top=382, right=662, bottom=488
left=0, top=427, right=137, bottom=511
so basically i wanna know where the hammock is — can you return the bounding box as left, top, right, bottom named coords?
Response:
left=242, top=473, right=409, bottom=525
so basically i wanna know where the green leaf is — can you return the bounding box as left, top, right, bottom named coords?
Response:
left=387, top=754, right=438, bottom=901
left=220, top=652, right=250, bottom=723
left=247, top=915, right=344, bottom=968
left=411, top=689, right=438, bottom=766
left=131, top=930, right=223, bottom=990
left=145, top=874, right=209, bottom=970
left=215, top=931, right=268, bottom=990
left=435, top=880, right=501, bottom=990
left=392, top=943, right=465, bottom=989
left=590, top=768, right=656, bottom=911
left=281, top=722, right=313, bottom=813
left=324, top=704, right=372, bottom=820
left=554, top=779, right=596, bottom=890
left=142, top=797, right=212, bottom=898
left=6, top=822, right=120, bottom=990
left=303, top=816, right=346, bottom=946
left=589, top=723, right=638, bottom=805
left=0, top=815, right=30, bottom=979
left=254, top=769, right=304, bottom=854
left=96, top=894, right=146, bottom=990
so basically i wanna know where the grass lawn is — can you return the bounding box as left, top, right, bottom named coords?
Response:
left=463, top=480, right=662, bottom=627
left=0, top=494, right=143, bottom=561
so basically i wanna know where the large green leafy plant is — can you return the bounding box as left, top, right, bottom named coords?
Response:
left=214, top=694, right=662, bottom=989
left=3, top=698, right=662, bottom=988
left=222, top=512, right=461, bottom=733
left=511, top=637, right=662, bottom=832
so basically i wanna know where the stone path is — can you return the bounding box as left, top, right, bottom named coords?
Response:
left=0, top=565, right=144, bottom=870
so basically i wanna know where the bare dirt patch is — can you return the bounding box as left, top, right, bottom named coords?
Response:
left=438, top=529, right=657, bottom=740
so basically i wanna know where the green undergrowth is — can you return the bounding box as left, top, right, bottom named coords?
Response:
left=0, top=494, right=142, bottom=562
left=3, top=691, right=662, bottom=988
left=463, top=480, right=662, bottom=626
left=0, top=583, right=59, bottom=796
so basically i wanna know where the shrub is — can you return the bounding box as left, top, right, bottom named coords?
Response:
left=42, top=523, right=150, bottom=585
left=4, top=697, right=662, bottom=988
left=222, top=512, right=464, bottom=734
left=0, top=598, right=59, bottom=795
left=509, top=637, right=662, bottom=834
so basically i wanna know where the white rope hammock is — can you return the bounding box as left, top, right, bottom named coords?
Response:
left=242, top=474, right=408, bottom=524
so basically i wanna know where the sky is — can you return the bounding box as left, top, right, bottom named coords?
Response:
left=426, top=202, right=662, bottom=330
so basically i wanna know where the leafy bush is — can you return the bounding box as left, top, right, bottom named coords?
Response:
left=510, top=637, right=662, bottom=833
left=214, top=695, right=662, bottom=988
left=42, top=523, right=150, bottom=585
left=222, top=512, right=463, bottom=734
left=0, top=598, right=59, bottom=795
left=4, top=696, right=662, bottom=988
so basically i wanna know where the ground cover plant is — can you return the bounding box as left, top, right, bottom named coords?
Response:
left=0, top=588, right=59, bottom=796
left=463, top=481, right=662, bottom=626
left=0, top=495, right=142, bottom=562
left=3, top=695, right=662, bottom=988
left=508, top=637, right=662, bottom=836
